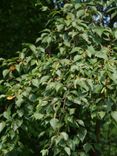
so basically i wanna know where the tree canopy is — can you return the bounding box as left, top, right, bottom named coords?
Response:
left=0, top=0, right=117, bottom=156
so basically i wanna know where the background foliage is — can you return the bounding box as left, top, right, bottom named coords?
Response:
left=0, top=0, right=117, bottom=156
left=0, top=0, right=50, bottom=58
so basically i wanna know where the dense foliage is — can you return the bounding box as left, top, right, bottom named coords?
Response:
left=0, top=0, right=117, bottom=156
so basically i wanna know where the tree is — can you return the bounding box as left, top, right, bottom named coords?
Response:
left=0, top=0, right=117, bottom=155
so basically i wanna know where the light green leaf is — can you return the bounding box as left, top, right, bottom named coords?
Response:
left=95, top=52, right=107, bottom=60
left=0, top=122, right=5, bottom=133
left=114, top=30, right=117, bottom=39
left=55, top=82, right=63, bottom=92
left=74, top=78, right=89, bottom=91
left=56, top=24, right=64, bottom=31
left=33, top=113, right=44, bottom=120
left=16, top=95, right=24, bottom=107
left=87, top=46, right=96, bottom=57
left=98, top=111, right=105, bottom=119
left=41, top=6, right=48, bottom=11
left=32, top=79, right=39, bottom=87
left=81, top=33, right=90, bottom=43
left=3, top=110, right=11, bottom=119
left=40, top=76, right=50, bottom=84
left=13, top=120, right=23, bottom=131
left=70, top=47, right=82, bottom=54
left=77, top=119, right=85, bottom=127
left=28, top=44, right=37, bottom=53
left=3, top=69, right=9, bottom=78
left=74, top=55, right=82, bottom=61
left=64, top=147, right=71, bottom=156
left=0, top=94, right=5, bottom=99
left=41, top=149, right=48, bottom=156
left=69, top=108, right=75, bottom=115
left=70, top=65, right=79, bottom=72
left=61, top=132, right=69, bottom=141
left=17, top=110, right=24, bottom=117
left=95, top=51, right=108, bottom=60
left=76, top=10, right=84, bottom=18
left=87, top=79, right=93, bottom=90
left=50, top=118, right=59, bottom=130
left=67, top=96, right=81, bottom=105
left=56, top=70, right=61, bottom=76
left=111, top=111, right=117, bottom=122
left=93, top=27, right=104, bottom=37
left=75, top=3, right=81, bottom=9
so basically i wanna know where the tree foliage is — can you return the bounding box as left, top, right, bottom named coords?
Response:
left=0, top=0, right=117, bottom=156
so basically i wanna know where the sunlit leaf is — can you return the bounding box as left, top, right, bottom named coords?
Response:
left=111, top=111, right=117, bottom=122
left=0, top=122, right=5, bottom=133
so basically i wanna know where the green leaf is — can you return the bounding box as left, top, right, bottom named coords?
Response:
left=13, top=120, right=23, bottom=131
left=87, top=46, right=96, bottom=57
left=76, top=10, right=84, bottom=18
left=75, top=3, right=81, bottom=9
left=32, top=79, right=39, bottom=87
left=28, top=43, right=37, bottom=53
left=40, top=76, right=50, bottom=84
left=93, top=27, right=104, bottom=37
left=77, top=120, right=85, bottom=127
left=111, top=111, right=117, bottom=122
left=109, top=72, right=117, bottom=83
left=56, top=70, right=61, bottom=76
left=95, top=49, right=108, bottom=60
left=79, top=152, right=87, bottom=156
left=16, top=95, right=24, bottom=107
left=70, top=47, right=82, bottom=54
left=41, top=6, right=48, bottom=11
left=83, top=143, right=92, bottom=153
left=114, top=30, right=117, bottom=39
left=33, top=113, right=44, bottom=120
left=17, top=110, right=24, bottom=117
left=69, top=108, right=75, bottom=115
left=64, top=147, right=71, bottom=156
left=3, top=109, right=11, bottom=119
left=77, top=128, right=87, bottom=142
left=2, top=69, right=9, bottom=78
left=0, top=122, right=5, bottom=133
left=41, top=149, right=48, bottom=156
left=67, top=96, right=81, bottom=105
left=81, top=33, right=90, bottom=43
left=70, top=65, right=79, bottom=72
left=55, top=82, right=63, bottom=92
left=56, top=24, right=64, bottom=31
left=61, top=132, right=69, bottom=141
left=74, top=78, right=89, bottom=91
left=50, top=118, right=59, bottom=130
left=20, top=52, right=25, bottom=59
left=74, top=55, right=82, bottom=61
left=98, top=111, right=105, bottom=119
left=0, top=94, right=5, bottom=99
left=29, top=94, right=36, bottom=102
left=96, top=52, right=107, bottom=60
